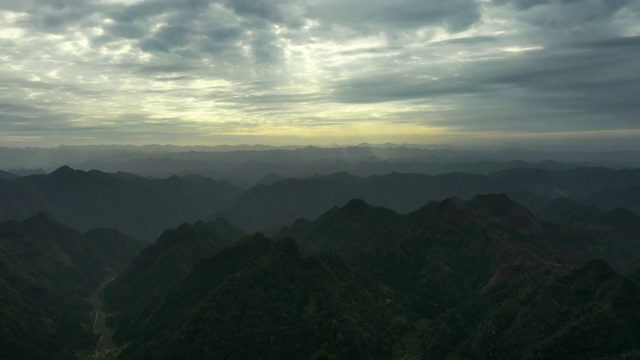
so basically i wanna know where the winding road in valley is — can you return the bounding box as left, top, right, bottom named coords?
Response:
left=88, top=276, right=119, bottom=360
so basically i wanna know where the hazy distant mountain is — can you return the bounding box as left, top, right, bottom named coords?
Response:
left=250, top=172, right=287, bottom=187
left=0, top=170, right=17, bottom=180
left=0, top=166, right=242, bottom=239
left=5, top=145, right=632, bottom=186
left=214, top=178, right=358, bottom=233
left=75, top=157, right=587, bottom=187
left=4, top=164, right=637, bottom=239
left=214, top=167, right=640, bottom=233
left=3, top=144, right=638, bottom=167
left=213, top=172, right=491, bottom=232
left=5, top=168, right=46, bottom=177
left=116, top=196, right=640, bottom=359
left=104, top=218, right=246, bottom=343
left=0, top=213, right=142, bottom=359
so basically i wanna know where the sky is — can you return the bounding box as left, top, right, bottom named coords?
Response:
left=1, top=0, right=639, bottom=149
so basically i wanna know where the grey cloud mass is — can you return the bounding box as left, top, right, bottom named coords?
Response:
left=0, top=0, right=639, bottom=148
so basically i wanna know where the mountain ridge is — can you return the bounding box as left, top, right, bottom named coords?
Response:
left=0, top=166, right=242, bottom=239
left=115, top=195, right=640, bottom=359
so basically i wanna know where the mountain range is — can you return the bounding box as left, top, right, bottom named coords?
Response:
left=2, top=158, right=640, bottom=359
left=215, top=168, right=640, bottom=233
left=0, top=166, right=242, bottom=240
left=6, top=145, right=640, bottom=187
left=110, top=195, right=640, bottom=359
left=3, top=165, right=640, bottom=239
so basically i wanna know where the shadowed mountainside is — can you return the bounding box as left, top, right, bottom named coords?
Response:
left=103, top=218, right=246, bottom=343
left=536, top=197, right=640, bottom=269
left=0, top=213, right=143, bottom=359
left=0, top=166, right=242, bottom=240
left=115, top=195, right=640, bottom=359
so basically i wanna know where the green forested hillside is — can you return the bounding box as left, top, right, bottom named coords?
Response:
left=115, top=195, right=640, bottom=359
left=103, top=218, right=246, bottom=343
left=3, top=193, right=639, bottom=359
left=0, top=213, right=143, bottom=359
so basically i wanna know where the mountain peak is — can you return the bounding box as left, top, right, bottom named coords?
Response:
left=414, top=198, right=474, bottom=228
left=418, top=197, right=462, bottom=214
left=343, top=198, right=370, bottom=211
left=466, top=193, right=536, bottom=219
left=577, top=259, right=615, bottom=278
left=49, top=165, right=75, bottom=176
left=466, top=194, right=540, bottom=234
left=437, top=197, right=459, bottom=210
left=28, top=211, right=58, bottom=224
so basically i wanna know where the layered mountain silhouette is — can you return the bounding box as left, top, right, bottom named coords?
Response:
left=0, top=213, right=143, bottom=359
left=3, top=156, right=640, bottom=359
left=4, top=144, right=640, bottom=359
left=214, top=168, right=640, bottom=232
left=0, top=166, right=242, bottom=239
left=3, top=166, right=639, bottom=239
left=109, top=195, right=640, bottom=359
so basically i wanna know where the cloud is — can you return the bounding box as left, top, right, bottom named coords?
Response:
left=492, top=0, right=631, bottom=29
left=307, top=0, right=482, bottom=33
left=329, top=26, right=640, bottom=132
left=0, top=0, right=639, bottom=147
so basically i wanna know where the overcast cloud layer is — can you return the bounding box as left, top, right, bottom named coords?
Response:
left=1, top=0, right=639, bottom=148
